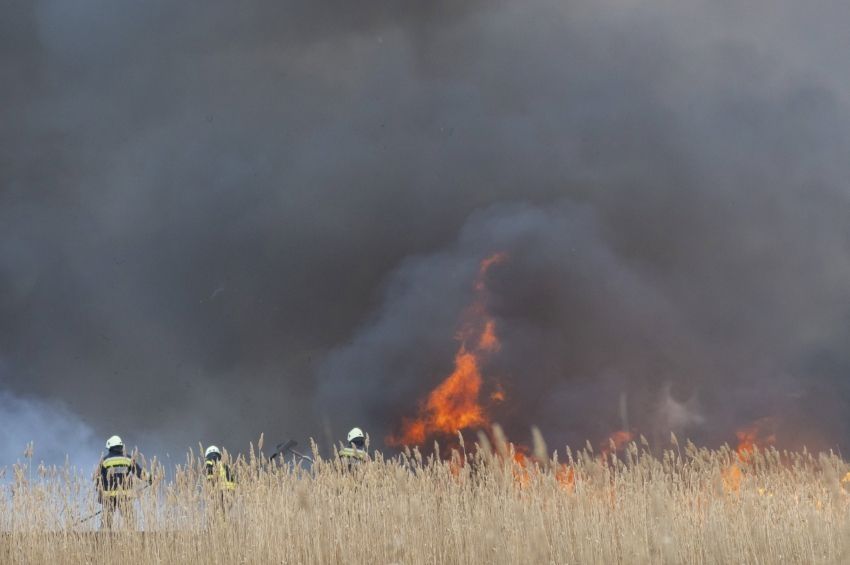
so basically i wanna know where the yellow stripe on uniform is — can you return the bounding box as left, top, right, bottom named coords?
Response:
left=103, top=457, right=132, bottom=468
left=339, top=447, right=367, bottom=460
left=102, top=490, right=133, bottom=497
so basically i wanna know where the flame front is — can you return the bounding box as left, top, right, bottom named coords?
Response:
left=388, top=253, right=507, bottom=446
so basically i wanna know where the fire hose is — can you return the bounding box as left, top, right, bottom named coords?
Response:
left=271, top=440, right=314, bottom=464
left=75, top=482, right=151, bottom=525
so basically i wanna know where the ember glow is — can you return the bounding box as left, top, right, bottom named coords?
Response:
left=388, top=253, right=507, bottom=446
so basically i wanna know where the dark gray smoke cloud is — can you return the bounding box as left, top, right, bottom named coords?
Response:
left=2, top=0, right=850, bottom=462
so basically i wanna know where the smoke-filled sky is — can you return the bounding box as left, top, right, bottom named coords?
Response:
left=2, top=0, right=850, bottom=464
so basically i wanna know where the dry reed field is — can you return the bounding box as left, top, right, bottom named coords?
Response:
left=2, top=430, right=849, bottom=565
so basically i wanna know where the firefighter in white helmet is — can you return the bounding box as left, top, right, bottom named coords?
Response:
left=204, top=445, right=236, bottom=519
left=94, top=435, right=150, bottom=529
left=204, top=445, right=236, bottom=490
left=339, top=427, right=368, bottom=469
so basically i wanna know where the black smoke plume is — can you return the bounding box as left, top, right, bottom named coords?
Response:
left=2, top=0, right=850, bottom=462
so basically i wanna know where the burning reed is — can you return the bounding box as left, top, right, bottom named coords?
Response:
left=2, top=433, right=850, bottom=564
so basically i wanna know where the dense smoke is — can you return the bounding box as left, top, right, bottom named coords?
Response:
left=2, top=0, right=850, bottom=463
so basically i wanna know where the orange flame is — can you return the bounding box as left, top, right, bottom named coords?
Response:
left=556, top=465, right=575, bottom=491
left=722, top=418, right=776, bottom=492
left=511, top=446, right=532, bottom=487
left=734, top=420, right=776, bottom=463
left=722, top=463, right=743, bottom=492
left=599, top=430, right=634, bottom=460
left=510, top=446, right=575, bottom=491
left=389, top=253, right=507, bottom=446
left=608, top=430, right=634, bottom=451
left=478, top=320, right=500, bottom=352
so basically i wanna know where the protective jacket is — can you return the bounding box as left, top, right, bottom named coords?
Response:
left=339, top=447, right=367, bottom=464
left=97, top=452, right=146, bottom=498
left=205, top=458, right=236, bottom=490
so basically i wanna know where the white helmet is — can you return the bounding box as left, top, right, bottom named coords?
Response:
left=347, top=427, right=365, bottom=443
left=205, top=445, right=221, bottom=458
left=105, top=435, right=124, bottom=450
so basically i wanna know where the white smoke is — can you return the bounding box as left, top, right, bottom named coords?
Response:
left=0, top=388, right=98, bottom=472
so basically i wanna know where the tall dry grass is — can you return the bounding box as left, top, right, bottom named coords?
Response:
left=2, top=430, right=849, bottom=564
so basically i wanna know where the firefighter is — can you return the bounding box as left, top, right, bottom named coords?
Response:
left=204, top=445, right=236, bottom=519
left=204, top=445, right=236, bottom=490
left=95, top=435, right=150, bottom=530
left=339, top=427, right=368, bottom=469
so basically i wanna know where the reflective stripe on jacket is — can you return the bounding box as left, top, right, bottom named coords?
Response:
left=339, top=447, right=367, bottom=461
left=98, top=454, right=144, bottom=496
left=205, top=460, right=236, bottom=490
